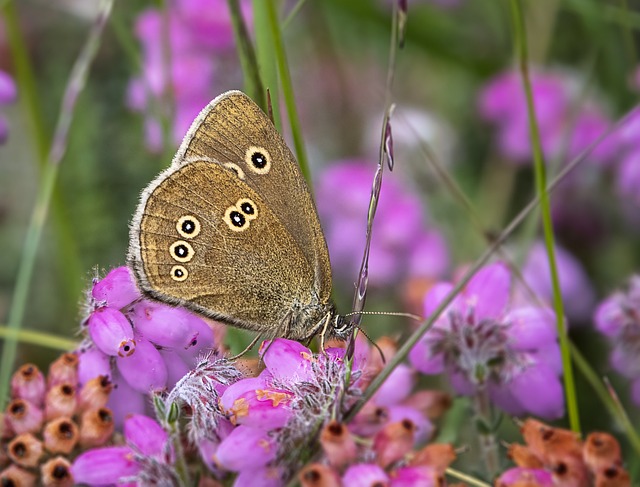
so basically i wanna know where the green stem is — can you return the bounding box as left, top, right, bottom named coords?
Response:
left=0, top=0, right=113, bottom=407
left=0, top=326, right=77, bottom=351
left=445, top=468, right=492, bottom=487
left=264, top=0, right=311, bottom=182
left=473, top=388, right=500, bottom=479
left=228, top=0, right=266, bottom=110
left=282, top=0, right=309, bottom=29
left=252, top=0, right=281, bottom=131
left=571, top=343, right=640, bottom=457
left=509, top=0, right=581, bottom=434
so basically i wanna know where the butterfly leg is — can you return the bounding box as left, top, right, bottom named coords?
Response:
left=227, top=333, right=263, bottom=360
left=318, top=312, right=332, bottom=354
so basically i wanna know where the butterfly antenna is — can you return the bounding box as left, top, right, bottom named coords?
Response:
left=266, top=88, right=275, bottom=125
left=353, top=324, right=387, bottom=365
left=344, top=310, right=423, bottom=322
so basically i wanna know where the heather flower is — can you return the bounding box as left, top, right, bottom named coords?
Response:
left=501, top=419, right=630, bottom=487
left=316, top=160, right=449, bottom=287
left=0, top=69, right=16, bottom=144
left=1, top=351, right=116, bottom=486
left=478, top=69, right=616, bottom=167
left=594, top=275, right=640, bottom=405
left=127, top=0, right=251, bottom=151
left=72, top=414, right=176, bottom=485
left=410, top=262, right=565, bottom=419
left=515, top=241, right=596, bottom=323
left=81, top=267, right=220, bottom=422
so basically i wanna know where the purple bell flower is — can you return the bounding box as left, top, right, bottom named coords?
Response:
left=87, top=307, right=135, bottom=358
left=342, top=464, right=389, bottom=486
left=91, top=267, right=141, bottom=310
left=116, top=336, right=168, bottom=393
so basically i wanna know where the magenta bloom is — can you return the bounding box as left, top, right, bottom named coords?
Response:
left=496, top=467, right=553, bottom=486
left=0, top=69, right=16, bottom=144
left=410, top=262, right=564, bottom=419
left=478, top=69, right=615, bottom=167
left=594, top=276, right=640, bottom=405
left=72, top=414, right=174, bottom=485
left=127, top=0, right=251, bottom=150
left=316, top=160, right=449, bottom=287
left=91, top=266, right=141, bottom=310
left=342, top=464, right=389, bottom=486
left=515, top=241, right=596, bottom=323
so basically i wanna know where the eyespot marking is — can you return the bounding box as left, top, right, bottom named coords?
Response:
left=223, top=203, right=251, bottom=232
left=224, top=162, right=246, bottom=180
left=176, top=215, right=201, bottom=239
left=237, top=198, right=258, bottom=220
left=170, top=240, right=194, bottom=263
left=171, top=265, right=188, bottom=281
left=245, top=146, right=271, bottom=174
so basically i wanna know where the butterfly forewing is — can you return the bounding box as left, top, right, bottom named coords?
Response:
left=130, top=161, right=318, bottom=334
left=171, top=91, right=332, bottom=300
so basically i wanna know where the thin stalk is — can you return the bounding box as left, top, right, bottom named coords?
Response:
left=252, top=0, right=282, bottom=131
left=0, top=0, right=113, bottom=407
left=570, top=343, right=640, bottom=457
left=445, top=468, right=492, bottom=487
left=282, top=0, right=309, bottom=29
left=351, top=0, right=400, bottom=322
left=228, top=0, right=266, bottom=109
left=347, top=105, right=636, bottom=419
left=264, top=0, right=310, bottom=182
left=0, top=326, right=77, bottom=351
left=473, top=388, right=500, bottom=478
left=509, top=0, right=581, bottom=434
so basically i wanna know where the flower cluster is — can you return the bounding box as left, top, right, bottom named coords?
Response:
left=301, top=428, right=456, bottom=487
left=81, top=266, right=217, bottom=426
left=497, top=418, right=630, bottom=487
left=0, top=69, right=16, bottom=144
left=478, top=69, right=616, bottom=167
left=316, top=160, right=449, bottom=288
left=410, top=262, right=565, bottom=419
left=127, top=0, right=251, bottom=151
left=1, top=354, right=114, bottom=486
left=594, top=275, right=640, bottom=405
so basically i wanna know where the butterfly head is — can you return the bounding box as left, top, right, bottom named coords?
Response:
left=329, top=314, right=355, bottom=341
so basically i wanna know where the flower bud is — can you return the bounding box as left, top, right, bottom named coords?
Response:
left=5, top=399, right=43, bottom=435
left=319, top=421, right=357, bottom=469
left=495, top=467, right=553, bottom=487
left=594, top=465, right=631, bottom=487
left=77, top=348, right=112, bottom=387
left=92, top=267, right=140, bottom=309
left=88, top=307, right=136, bottom=357
left=521, top=419, right=581, bottom=462
left=79, top=407, right=115, bottom=448
left=48, top=353, right=79, bottom=388
left=373, top=419, right=416, bottom=468
left=116, top=337, right=167, bottom=393
left=41, top=456, right=74, bottom=487
left=409, top=443, right=457, bottom=472
left=79, top=375, right=113, bottom=412
left=299, top=464, right=341, bottom=487
left=71, top=446, right=140, bottom=485
left=0, top=464, right=37, bottom=487
left=11, top=364, right=45, bottom=407
left=7, top=433, right=43, bottom=468
left=123, top=414, right=168, bottom=458
left=215, top=425, right=276, bottom=471
left=342, top=464, right=389, bottom=486
left=583, top=432, right=623, bottom=473
left=45, top=383, right=77, bottom=420
left=43, top=417, right=79, bottom=454
left=129, top=301, right=211, bottom=350
left=350, top=401, right=389, bottom=438
left=402, top=390, right=452, bottom=419
left=505, top=443, right=544, bottom=468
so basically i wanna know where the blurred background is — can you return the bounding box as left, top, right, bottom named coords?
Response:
left=1, top=0, right=640, bottom=470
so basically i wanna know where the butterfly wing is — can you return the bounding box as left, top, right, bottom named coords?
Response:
left=128, top=161, right=320, bottom=335
left=171, top=91, right=332, bottom=301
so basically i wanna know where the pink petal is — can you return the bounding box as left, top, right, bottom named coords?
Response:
left=464, top=262, right=510, bottom=320
left=72, top=447, right=139, bottom=485
left=215, top=426, right=276, bottom=471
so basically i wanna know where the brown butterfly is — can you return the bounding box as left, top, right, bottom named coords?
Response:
left=127, top=91, right=352, bottom=345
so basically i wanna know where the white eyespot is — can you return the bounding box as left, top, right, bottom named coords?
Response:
left=170, top=240, right=195, bottom=263
left=236, top=198, right=258, bottom=221
left=223, top=205, right=250, bottom=232
left=170, top=265, right=188, bottom=282
left=245, top=146, right=271, bottom=174
left=223, top=162, right=246, bottom=180
left=176, top=215, right=201, bottom=239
